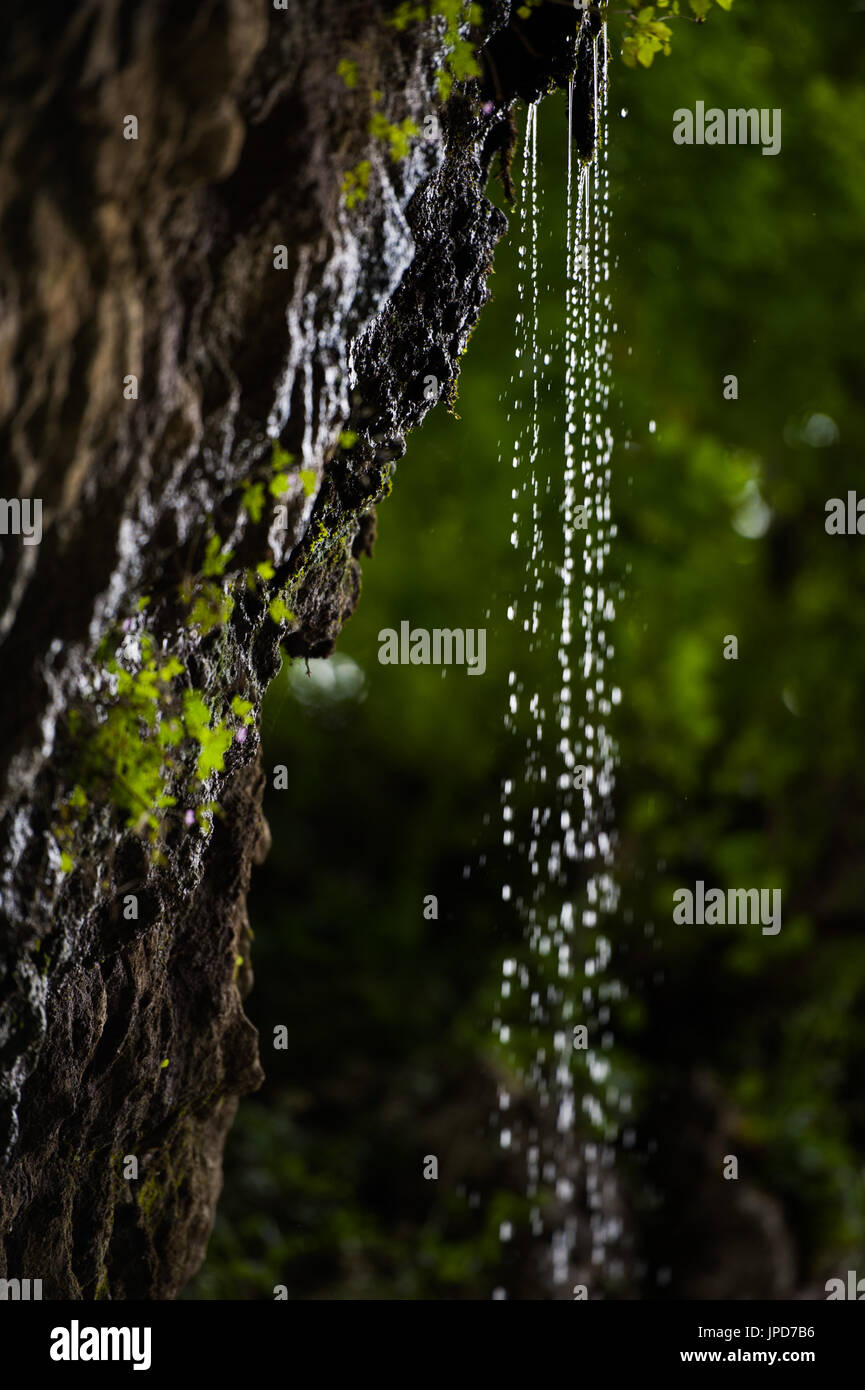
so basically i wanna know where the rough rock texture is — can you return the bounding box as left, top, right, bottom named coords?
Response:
left=0, top=0, right=585, bottom=1298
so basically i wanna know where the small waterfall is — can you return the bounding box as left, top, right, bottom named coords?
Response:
left=494, top=21, right=628, bottom=1298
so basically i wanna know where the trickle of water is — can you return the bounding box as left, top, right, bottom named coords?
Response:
left=494, top=23, right=627, bottom=1298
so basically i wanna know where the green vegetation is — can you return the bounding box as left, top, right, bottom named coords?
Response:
left=55, top=611, right=250, bottom=862
left=270, top=441, right=294, bottom=476
left=180, top=535, right=235, bottom=636
left=341, top=0, right=486, bottom=207
left=241, top=480, right=266, bottom=523
left=341, top=160, right=371, bottom=209
left=368, top=110, right=420, bottom=162
left=231, top=697, right=255, bottom=726
left=621, top=0, right=733, bottom=70
left=337, top=58, right=359, bottom=89
left=427, top=0, right=484, bottom=99
left=267, top=594, right=296, bottom=625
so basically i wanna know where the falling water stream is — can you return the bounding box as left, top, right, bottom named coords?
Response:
left=493, top=23, right=630, bottom=1298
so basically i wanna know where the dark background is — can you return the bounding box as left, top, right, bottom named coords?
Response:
left=188, top=0, right=865, bottom=1299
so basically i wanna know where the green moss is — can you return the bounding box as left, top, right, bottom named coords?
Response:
left=93, top=1197, right=116, bottom=1301
left=136, top=1171, right=163, bottom=1226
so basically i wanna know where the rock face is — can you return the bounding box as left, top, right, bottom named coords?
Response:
left=0, top=1, right=583, bottom=1298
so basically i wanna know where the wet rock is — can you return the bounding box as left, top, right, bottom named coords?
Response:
left=0, top=0, right=584, bottom=1298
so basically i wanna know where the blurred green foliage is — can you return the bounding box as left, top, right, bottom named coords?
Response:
left=188, top=0, right=865, bottom=1299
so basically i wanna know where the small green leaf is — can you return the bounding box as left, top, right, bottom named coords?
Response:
left=158, top=657, right=184, bottom=682
left=231, top=696, right=255, bottom=725
left=268, top=595, right=296, bottom=624
left=183, top=692, right=212, bottom=741
left=202, top=535, right=233, bottom=578
left=337, top=58, right=358, bottom=89
left=449, top=46, right=480, bottom=82
left=59, top=851, right=74, bottom=873
left=341, top=161, right=371, bottom=209
left=436, top=69, right=453, bottom=100
left=195, top=724, right=234, bottom=779
left=269, top=473, right=291, bottom=498
left=256, top=561, right=275, bottom=581
left=241, top=480, right=266, bottom=523
left=338, top=430, right=358, bottom=449
left=270, top=441, right=295, bottom=471
left=386, top=3, right=426, bottom=31
left=187, top=588, right=234, bottom=635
